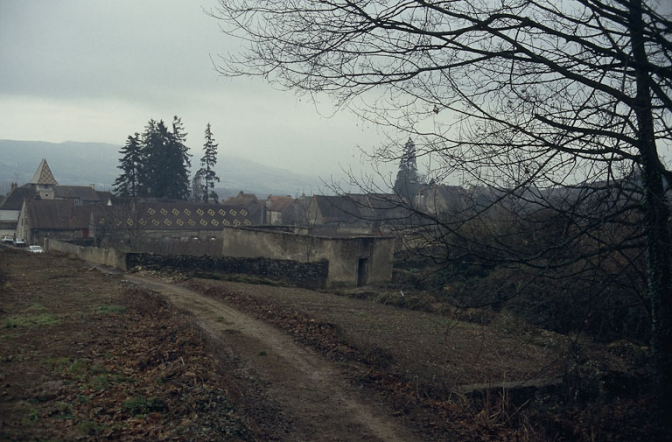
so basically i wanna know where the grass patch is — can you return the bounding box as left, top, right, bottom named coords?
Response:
left=78, top=420, right=109, bottom=436
left=91, top=363, right=109, bottom=374
left=25, top=303, right=47, bottom=312
left=4, top=313, right=59, bottom=328
left=45, top=357, right=71, bottom=370
left=96, top=305, right=126, bottom=315
left=92, top=375, right=110, bottom=391
left=52, top=401, right=74, bottom=421
left=122, top=396, right=168, bottom=416
left=112, top=374, right=137, bottom=384
left=21, top=409, right=39, bottom=426
left=68, top=359, right=84, bottom=377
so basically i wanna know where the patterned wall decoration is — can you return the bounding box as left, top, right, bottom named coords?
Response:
left=94, top=202, right=255, bottom=231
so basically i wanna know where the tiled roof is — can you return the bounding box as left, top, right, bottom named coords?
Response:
left=0, top=187, right=37, bottom=210
left=222, top=192, right=261, bottom=207
left=24, top=200, right=92, bottom=230
left=314, top=195, right=361, bottom=224
left=54, top=186, right=101, bottom=202
left=310, top=194, right=413, bottom=226
left=266, top=195, right=294, bottom=212
left=280, top=198, right=311, bottom=225
left=347, top=193, right=410, bottom=223
left=29, top=159, right=58, bottom=185
left=93, top=201, right=255, bottom=230
left=221, top=193, right=263, bottom=223
left=95, top=191, right=113, bottom=205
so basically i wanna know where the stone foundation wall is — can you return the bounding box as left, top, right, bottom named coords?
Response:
left=127, top=253, right=328, bottom=289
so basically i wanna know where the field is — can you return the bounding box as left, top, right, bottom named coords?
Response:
left=0, top=247, right=666, bottom=441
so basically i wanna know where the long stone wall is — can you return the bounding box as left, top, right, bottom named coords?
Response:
left=47, top=239, right=128, bottom=270
left=46, top=239, right=329, bottom=289
left=126, top=253, right=328, bottom=289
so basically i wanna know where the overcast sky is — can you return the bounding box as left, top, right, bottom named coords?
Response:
left=0, top=0, right=392, bottom=179
left=3, top=1, right=671, bottom=183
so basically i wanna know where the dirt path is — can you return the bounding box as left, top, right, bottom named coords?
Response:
left=123, top=274, right=421, bottom=442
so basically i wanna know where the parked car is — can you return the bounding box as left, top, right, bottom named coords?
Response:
left=1, top=235, right=13, bottom=244
left=28, top=245, right=43, bottom=253
left=13, top=238, right=26, bottom=247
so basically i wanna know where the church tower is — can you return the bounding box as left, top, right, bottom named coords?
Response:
left=28, top=159, right=58, bottom=199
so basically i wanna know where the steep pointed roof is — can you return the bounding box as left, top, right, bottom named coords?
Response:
left=29, top=159, right=58, bottom=185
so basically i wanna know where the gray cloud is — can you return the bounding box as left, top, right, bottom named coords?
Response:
left=0, top=0, right=391, bottom=179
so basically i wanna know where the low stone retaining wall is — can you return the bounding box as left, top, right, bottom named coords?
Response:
left=46, top=239, right=329, bottom=289
left=47, top=239, right=128, bottom=270
left=127, top=253, right=328, bottom=290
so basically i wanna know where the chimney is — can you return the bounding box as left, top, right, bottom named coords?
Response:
left=11, top=182, right=17, bottom=191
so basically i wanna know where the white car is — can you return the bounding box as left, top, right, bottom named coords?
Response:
left=1, top=235, right=13, bottom=244
left=13, top=238, right=26, bottom=247
left=28, top=245, right=43, bottom=253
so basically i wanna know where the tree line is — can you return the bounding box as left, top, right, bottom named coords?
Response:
left=114, top=117, right=220, bottom=202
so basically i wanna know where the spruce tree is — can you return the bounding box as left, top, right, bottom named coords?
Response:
left=197, top=123, right=220, bottom=203
left=393, top=138, right=422, bottom=202
left=113, top=133, right=143, bottom=197
left=141, top=116, right=191, bottom=200
left=139, top=119, right=163, bottom=198
left=167, top=116, right=192, bottom=200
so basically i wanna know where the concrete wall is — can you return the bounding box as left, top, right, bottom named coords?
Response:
left=221, top=227, right=394, bottom=288
left=47, top=239, right=128, bottom=270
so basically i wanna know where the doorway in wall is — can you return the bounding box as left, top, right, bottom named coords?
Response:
left=357, top=257, right=369, bottom=287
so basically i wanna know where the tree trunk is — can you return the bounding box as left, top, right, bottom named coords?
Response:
left=630, top=0, right=672, bottom=419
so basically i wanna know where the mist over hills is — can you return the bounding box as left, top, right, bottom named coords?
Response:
left=0, top=140, right=332, bottom=199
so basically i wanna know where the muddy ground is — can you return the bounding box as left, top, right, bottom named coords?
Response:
left=0, top=248, right=668, bottom=441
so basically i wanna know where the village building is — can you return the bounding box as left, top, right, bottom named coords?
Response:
left=281, top=194, right=413, bottom=237
left=8, top=160, right=401, bottom=288
left=414, top=183, right=469, bottom=216
left=1, top=159, right=118, bottom=241
left=90, top=200, right=256, bottom=246
left=221, top=191, right=265, bottom=224
left=16, top=199, right=94, bottom=244
left=0, top=185, right=34, bottom=237
left=264, top=195, right=294, bottom=225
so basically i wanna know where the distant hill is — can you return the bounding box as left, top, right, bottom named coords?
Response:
left=0, top=140, right=330, bottom=198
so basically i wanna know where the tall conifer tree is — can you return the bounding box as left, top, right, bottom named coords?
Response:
left=167, top=116, right=192, bottom=200
left=113, top=133, right=143, bottom=197
left=197, top=123, right=220, bottom=203
left=393, top=138, right=422, bottom=202
left=139, top=116, right=191, bottom=200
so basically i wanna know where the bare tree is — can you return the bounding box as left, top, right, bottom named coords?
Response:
left=93, top=199, right=153, bottom=250
left=211, top=0, right=672, bottom=412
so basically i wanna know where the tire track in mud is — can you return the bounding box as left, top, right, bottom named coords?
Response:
left=124, top=274, right=421, bottom=442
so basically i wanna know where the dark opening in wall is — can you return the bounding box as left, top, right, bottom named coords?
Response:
left=357, top=257, right=369, bottom=287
